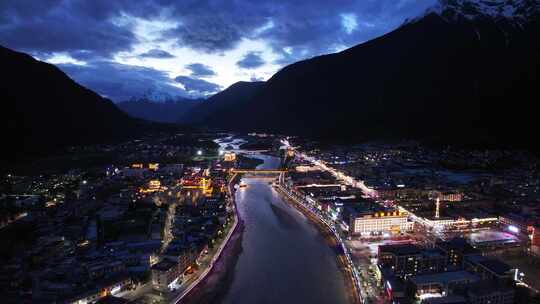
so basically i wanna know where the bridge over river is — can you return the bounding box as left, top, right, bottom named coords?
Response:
left=231, top=169, right=286, bottom=174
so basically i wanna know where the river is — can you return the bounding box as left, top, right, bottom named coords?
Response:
left=218, top=146, right=349, bottom=304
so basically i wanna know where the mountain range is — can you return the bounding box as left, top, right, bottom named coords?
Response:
left=179, top=81, right=265, bottom=125
left=118, top=98, right=202, bottom=123
left=185, top=0, right=540, bottom=148
left=3, top=0, right=539, bottom=158
left=0, top=45, right=177, bottom=162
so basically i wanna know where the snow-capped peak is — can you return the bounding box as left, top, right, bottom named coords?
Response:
left=422, top=0, right=539, bottom=22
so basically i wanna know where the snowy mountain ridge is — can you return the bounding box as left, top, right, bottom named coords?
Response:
left=415, top=0, right=539, bottom=23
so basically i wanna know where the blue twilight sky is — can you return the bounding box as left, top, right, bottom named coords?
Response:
left=0, top=0, right=436, bottom=101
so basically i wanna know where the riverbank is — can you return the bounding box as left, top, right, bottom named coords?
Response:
left=274, top=185, right=362, bottom=304
left=179, top=221, right=245, bottom=304
left=170, top=173, right=242, bottom=303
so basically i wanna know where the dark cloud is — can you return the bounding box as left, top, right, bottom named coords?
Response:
left=236, top=52, right=265, bottom=69
left=59, top=61, right=187, bottom=102
left=139, top=49, right=175, bottom=59
left=0, top=0, right=437, bottom=94
left=0, top=0, right=436, bottom=61
left=159, top=0, right=435, bottom=58
left=253, top=0, right=436, bottom=62
left=250, top=75, right=264, bottom=82
left=0, top=0, right=159, bottom=59
left=167, top=17, right=244, bottom=53
left=174, top=75, right=221, bottom=95
left=185, top=63, right=216, bottom=77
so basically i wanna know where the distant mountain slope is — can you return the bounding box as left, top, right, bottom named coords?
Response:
left=193, top=0, right=540, bottom=148
left=0, top=45, right=141, bottom=160
left=179, top=81, right=265, bottom=125
left=118, top=98, right=202, bottom=123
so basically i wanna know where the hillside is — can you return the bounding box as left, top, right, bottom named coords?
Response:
left=189, top=0, right=540, bottom=148
left=1, top=45, right=150, bottom=161
left=179, top=81, right=265, bottom=125
left=118, top=98, right=202, bottom=123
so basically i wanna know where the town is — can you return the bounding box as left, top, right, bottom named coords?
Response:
left=1, top=133, right=540, bottom=304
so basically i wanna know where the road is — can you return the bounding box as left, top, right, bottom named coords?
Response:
left=280, top=139, right=377, bottom=198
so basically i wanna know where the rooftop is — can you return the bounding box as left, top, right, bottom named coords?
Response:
left=379, top=244, right=421, bottom=256
left=410, top=271, right=479, bottom=286
left=151, top=259, right=177, bottom=272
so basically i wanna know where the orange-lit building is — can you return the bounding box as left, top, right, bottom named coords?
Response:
left=181, top=176, right=213, bottom=196
left=223, top=152, right=236, bottom=162
left=140, top=180, right=165, bottom=193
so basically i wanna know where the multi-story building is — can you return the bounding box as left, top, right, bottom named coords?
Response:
left=348, top=210, right=414, bottom=236
left=223, top=152, right=236, bottom=162
left=378, top=244, right=447, bottom=278
left=464, top=256, right=515, bottom=282
left=436, top=238, right=479, bottom=268
left=409, top=271, right=479, bottom=299
left=466, top=280, right=515, bottom=304
left=151, top=259, right=180, bottom=292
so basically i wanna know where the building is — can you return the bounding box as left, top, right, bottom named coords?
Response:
left=499, top=213, right=536, bottom=240
left=436, top=238, right=479, bottom=268
left=378, top=244, right=448, bottom=278
left=151, top=259, right=180, bottom=292
left=464, top=256, right=515, bottom=282
left=139, top=180, right=165, bottom=193
left=223, top=152, right=236, bottom=162
left=379, top=244, right=423, bottom=278
left=409, top=271, right=479, bottom=300
left=349, top=210, right=413, bottom=236
left=433, top=191, right=464, bottom=202
left=466, top=280, right=515, bottom=304
left=163, top=243, right=199, bottom=275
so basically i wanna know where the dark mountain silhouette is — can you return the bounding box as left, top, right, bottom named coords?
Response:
left=179, top=81, right=265, bottom=125
left=0, top=45, right=176, bottom=162
left=192, top=0, right=540, bottom=149
left=118, top=98, right=202, bottom=123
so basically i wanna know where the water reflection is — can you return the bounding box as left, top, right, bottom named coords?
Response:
left=220, top=153, right=349, bottom=304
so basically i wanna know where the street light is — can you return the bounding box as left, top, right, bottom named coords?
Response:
left=197, top=150, right=203, bottom=156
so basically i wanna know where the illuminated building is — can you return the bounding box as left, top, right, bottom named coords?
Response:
left=139, top=180, right=165, bottom=193
left=148, top=163, right=159, bottom=171
left=378, top=244, right=447, bottom=278
left=181, top=177, right=213, bottom=196
left=398, top=206, right=498, bottom=232
left=499, top=214, right=535, bottom=238
left=438, top=191, right=463, bottom=202
left=349, top=210, right=413, bottom=235
left=223, top=152, right=236, bottom=162
left=149, top=180, right=160, bottom=189
left=436, top=238, right=479, bottom=268
left=410, top=271, right=479, bottom=300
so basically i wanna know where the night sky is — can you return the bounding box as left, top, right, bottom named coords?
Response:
left=0, top=0, right=435, bottom=101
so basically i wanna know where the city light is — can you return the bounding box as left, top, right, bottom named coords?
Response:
left=197, top=150, right=203, bottom=156
left=508, top=225, right=519, bottom=234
